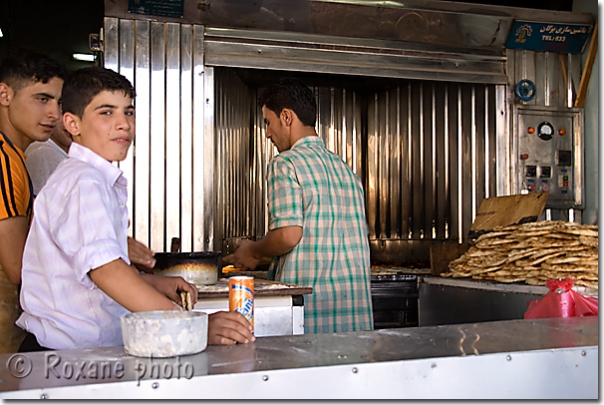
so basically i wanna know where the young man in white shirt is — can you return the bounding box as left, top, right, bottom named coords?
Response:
left=25, top=106, right=157, bottom=271
left=17, top=67, right=254, bottom=351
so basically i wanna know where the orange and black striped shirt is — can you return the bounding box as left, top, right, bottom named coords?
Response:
left=0, top=131, right=33, bottom=224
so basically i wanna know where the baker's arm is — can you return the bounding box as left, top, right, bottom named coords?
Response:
left=0, top=216, right=28, bottom=284
left=91, top=259, right=255, bottom=344
left=89, top=258, right=181, bottom=312
left=230, top=225, right=302, bottom=270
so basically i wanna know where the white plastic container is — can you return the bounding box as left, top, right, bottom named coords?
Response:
left=121, top=310, right=208, bottom=357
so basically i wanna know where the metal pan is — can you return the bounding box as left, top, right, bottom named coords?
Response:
left=152, top=251, right=221, bottom=285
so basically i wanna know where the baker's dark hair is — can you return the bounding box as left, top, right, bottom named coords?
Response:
left=62, top=67, right=136, bottom=118
left=0, top=47, right=68, bottom=93
left=257, top=79, right=316, bottom=127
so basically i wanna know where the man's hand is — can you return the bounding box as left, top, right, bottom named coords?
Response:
left=141, top=274, right=198, bottom=308
left=208, top=311, right=256, bottom=345
left=230, top=226, right=302, bottom=270
left=127, top=236, right=156, bottom=273
left=0, top=216, right=29, bottom=284
left=230, top=239, right=262, bottom=270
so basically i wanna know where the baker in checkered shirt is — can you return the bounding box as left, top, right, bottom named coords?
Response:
left=231, top=79, right=373, bottom=333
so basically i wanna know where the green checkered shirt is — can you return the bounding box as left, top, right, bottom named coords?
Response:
left=267, top=136, right=373, bottom=333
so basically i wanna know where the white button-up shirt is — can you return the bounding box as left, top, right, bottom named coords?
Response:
left=17, top=142, right=131, bottom=350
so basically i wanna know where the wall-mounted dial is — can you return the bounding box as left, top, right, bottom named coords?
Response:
left=537, top=122, right=554, bottom=141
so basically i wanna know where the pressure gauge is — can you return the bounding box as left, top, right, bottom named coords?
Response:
left=537, top=122, right=554, bottom=141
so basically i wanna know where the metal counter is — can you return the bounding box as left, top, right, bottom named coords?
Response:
left=419, top=276, right=598, bottom=326
left=0, top=317, right=597, bottom=399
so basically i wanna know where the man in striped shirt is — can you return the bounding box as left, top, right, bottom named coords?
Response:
left=0, top=48, right=67, bottom=353
left=231, top=79, right=373, bottom=333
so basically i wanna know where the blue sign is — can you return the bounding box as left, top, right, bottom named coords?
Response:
left=506, top=21, right=592, bottom=53
left=128, top=0, right=184, bottom=19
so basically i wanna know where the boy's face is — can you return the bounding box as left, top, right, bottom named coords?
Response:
left=0, top=77, right=63, bottom=146
left=66, top=90, right=135, bottom=162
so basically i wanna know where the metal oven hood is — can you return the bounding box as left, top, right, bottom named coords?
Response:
left=105, top=0, right=593, bottom=85
left=105, top=0, right=593, bottom=50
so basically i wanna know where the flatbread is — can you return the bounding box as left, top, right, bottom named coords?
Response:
left=465, top=248, right=497, bottom=258
left=476, top=239, right=517, bottom=249
left=440, top=221, right=598, bottom=289
left=468, top=255, right=507, bottom=268
left=493, top=276, right=527, bottom=283
left=579, top=235, right=598, bottom=248
left=546, top=256, right=598, bottom=265
left=470, top=265, right=504, bottom=275
left=525, top=277, right=548, bottom=286
left=560, top=228, right=598, bottom=238
left=544, top=233, right=579, bottom=240
left=507, top=247, right=541, bottom=263
left=541, top=262, right=598, bottom=273
left=574, top=279, right=599, bottom=289
left=180, top=291, right=192, bottom=311
left=516, top=251, right=566, bottom=267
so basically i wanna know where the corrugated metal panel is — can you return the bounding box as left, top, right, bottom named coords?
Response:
left=511, top=49, right=583, bottom=108
left=104, top=18, right=210, bottom=252
left=214, top=68, right=256, bottom=254
left=220, top=78, right=497, bottom=253
left=364, top=82, right=497, bottom=244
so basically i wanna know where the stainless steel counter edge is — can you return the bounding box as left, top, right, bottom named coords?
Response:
left=420, top=275, right=598, bottom=297
left=0, top=317, right=597, bottom=399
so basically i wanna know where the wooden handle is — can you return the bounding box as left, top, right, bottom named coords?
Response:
left=575, top=22, right=598, bottom=108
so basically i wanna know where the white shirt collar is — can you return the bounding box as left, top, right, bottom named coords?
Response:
left=68, top=142, right=124, bottom=187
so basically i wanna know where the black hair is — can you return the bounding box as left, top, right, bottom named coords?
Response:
left=257, top=79, right=316, bottom=127
left=0, top=47, right=68, bottom=93
left=61, top=67, right=136, bottom=118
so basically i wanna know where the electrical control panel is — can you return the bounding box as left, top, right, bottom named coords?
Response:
left=516, top=108, right=583, bottom=210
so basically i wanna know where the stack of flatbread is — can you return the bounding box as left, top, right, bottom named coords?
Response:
left=440, top=220, right=598, bottom=290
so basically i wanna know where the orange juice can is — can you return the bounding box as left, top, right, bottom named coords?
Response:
left=228, top=276, right=254, bottom=332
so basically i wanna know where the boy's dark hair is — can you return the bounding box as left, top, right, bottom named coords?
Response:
left=62, top=67, right=136, bottom=118
left=258, top=79, right=316, bottom=127
left=0, top=47, right=68, bottom=93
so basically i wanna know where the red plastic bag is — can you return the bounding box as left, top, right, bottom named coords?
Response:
left=524, top=278, right=599, bottom=319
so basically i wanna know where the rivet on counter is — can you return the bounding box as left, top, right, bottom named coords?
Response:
left=581, top=351, right=586, bottom=357
left=506, top=355, right=512, bottom=361
left=152, top=382, right=159, bottom=389
left=41, top=394, right=49, bottom=399
left=262, top=375, right=269, bottom=381
left=352, top=367, right=358, bottom=374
